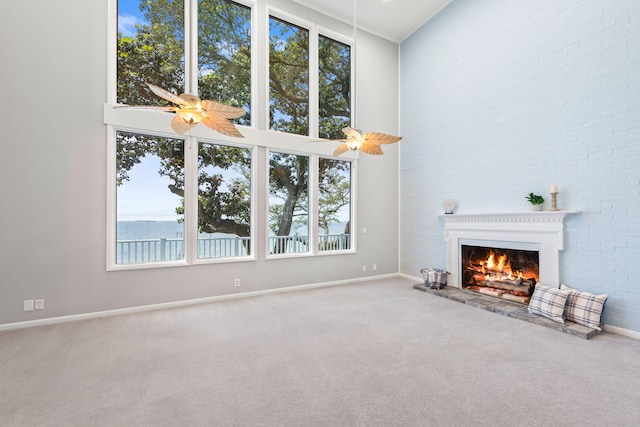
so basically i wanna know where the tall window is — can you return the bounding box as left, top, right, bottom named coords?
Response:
left=116, top=131, right=185, bottom=264
left=319, top=35, right=351, bottom=139
left=318, top=158, right=351, bottom=251
left=117, top=0, right=186, bottom=105
left=269, top=16, right=310, bottom=135
left=268, top=152, right=310, bottom=254
left=198, top=0, right=252, bottom=125
left=110, top=0, right=358, bottom=268
left=197, top=143, right=252, bottom=259
left=117, top=0, right=251, bottom=120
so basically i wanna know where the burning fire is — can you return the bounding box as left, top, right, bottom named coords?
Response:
left=480, top=251, right=525, bottom=281
left=468, top=249, right=539, bottom=284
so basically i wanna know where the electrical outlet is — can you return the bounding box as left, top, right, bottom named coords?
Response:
left=234, top=278, right=240, bottom=287
left=362, top=265, right=367, bottom=272
left=373, top=264, right=377, bottom=271
left=23, top=300, right=34, bottom=312
left=35, top=299, right=44, bottom=310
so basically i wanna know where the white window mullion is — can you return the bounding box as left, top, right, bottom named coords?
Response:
left=107, top=0, right=118, bottom=104
left=185, top=136, right=199, bottom=263
left=308, top=26, right=319, bottom=139
left=185, top=0, right=197, bottom=262
left=250, top=0, right=259, bottom=129
left=350, top=159, right=358, bottom=252
left=309, top=154, right=319, bottom=254
left=262, top=5, right=272, bottom=132
left=185, top=0, right=198, bottom=94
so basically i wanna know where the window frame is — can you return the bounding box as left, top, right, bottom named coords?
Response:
left=265, top=150, right=357, bottom=260
left=266, top=7, right=353, bottom=139
left=106, top=124, right=258, bottom=271
left=316, top=155, right=356, bottom=255
left=191, top=139, right=257, bottom=265
left=265, top=147, right=314, bottom=259
left=266, top=8, right=314, bottom=136
left=105, top=0, right=358, bottom=270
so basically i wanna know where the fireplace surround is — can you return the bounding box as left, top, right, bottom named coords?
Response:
left=440, top=212, right=580, bottom=295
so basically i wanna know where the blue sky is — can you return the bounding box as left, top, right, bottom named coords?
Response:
left=117, top=154, right=183, bottom=221
left=118, top=0, right=147, bottom=37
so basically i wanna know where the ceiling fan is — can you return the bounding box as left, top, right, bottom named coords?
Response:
left=328, top=127, right=402, bottom=156
left=117, top=83, right=246, bottom=138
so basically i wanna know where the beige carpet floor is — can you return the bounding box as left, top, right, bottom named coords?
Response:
left=1, top=277, right=639, bottom=426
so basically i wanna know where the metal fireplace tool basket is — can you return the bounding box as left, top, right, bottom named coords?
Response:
left=420, top=268, right=449, bottom=289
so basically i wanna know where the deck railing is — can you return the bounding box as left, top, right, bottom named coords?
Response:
left=116, top=234, right=349, bottom=264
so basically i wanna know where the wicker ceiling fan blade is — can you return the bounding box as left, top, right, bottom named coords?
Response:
left=202, top=116, right=244, bottom=138
left=363, top=132, right=403, bottom=145
left=359, top=143, right=384, bottom=155
left=146, top=83, right=190, bottom=106
left=202, top=100, right=246, bottom=119
left=333, top=143, right=351, bottom=156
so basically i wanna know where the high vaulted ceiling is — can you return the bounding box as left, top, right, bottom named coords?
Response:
left=292, top=0, right=453, bottom=43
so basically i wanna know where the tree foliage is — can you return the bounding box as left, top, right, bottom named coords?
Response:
left=116, top=0, right=351, bottom=242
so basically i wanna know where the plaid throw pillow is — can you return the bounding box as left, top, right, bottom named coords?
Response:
left=560, top=284, right=608, bottom=331
left=528, top=284, right=571, bottom=323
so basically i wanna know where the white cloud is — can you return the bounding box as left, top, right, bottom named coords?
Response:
left=118, top=14, right=142, bottom=37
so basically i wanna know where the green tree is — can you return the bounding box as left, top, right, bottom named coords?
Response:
left=268, top=152, right=309, bottom=235
left=269, top=17, right=309, bottom=135
left=116, top=0, right=351, bottom=243
left=319, top=35, right=351, bottom=139
left=318, top=159, right=350, bottom=236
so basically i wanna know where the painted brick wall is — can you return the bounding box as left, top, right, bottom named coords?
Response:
left=400, top=0, right=640, bottom=332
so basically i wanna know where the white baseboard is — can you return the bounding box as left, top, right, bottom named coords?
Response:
left=399, top=273, right=423, bottom=283
left=4, top=272, right=637, bottom=341
left=0, top=273, right=399, bottom=332
left=603, top=324, right=640, bottom=340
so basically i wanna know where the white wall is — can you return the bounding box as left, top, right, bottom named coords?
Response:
left=0, top=0, right=399, bottom=325
left=400, top=0, right=640, bottom=332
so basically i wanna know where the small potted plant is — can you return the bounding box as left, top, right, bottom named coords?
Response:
left=526, top=193, right=544, bottom=211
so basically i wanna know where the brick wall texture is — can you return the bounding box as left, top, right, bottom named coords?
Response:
left=400, top=0, right=640, bottom=332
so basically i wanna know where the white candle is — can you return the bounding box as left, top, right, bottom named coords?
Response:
left=551, top=185, right=558, bottom=193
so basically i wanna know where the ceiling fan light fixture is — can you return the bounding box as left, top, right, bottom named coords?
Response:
left=345, top=130, right=364, bottom=150
left=176, top=106, right=206, bottom=125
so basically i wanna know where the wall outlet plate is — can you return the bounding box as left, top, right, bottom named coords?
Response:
left=23, top=300, right=35, bottom=312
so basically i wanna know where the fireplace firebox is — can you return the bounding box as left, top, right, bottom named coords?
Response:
left=461, top=245, right=539, bottom=304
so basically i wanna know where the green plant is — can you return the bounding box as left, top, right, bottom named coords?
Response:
left=526, top=193, right=545, bottom=205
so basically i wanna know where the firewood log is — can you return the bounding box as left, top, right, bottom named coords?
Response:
left=478, top=287, right=505, bottom=297
left=501, top=293, right=530, bottom=304
left=482, top=279, right=532, bottom=294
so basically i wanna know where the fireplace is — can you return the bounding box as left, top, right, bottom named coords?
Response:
left=461, top=244, right=539, bottom=304
left=440, top=211, right=579, bottom=304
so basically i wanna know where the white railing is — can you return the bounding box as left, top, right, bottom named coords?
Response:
left=268, top=234, right=309, bottom=254
left=268, top=233, right=350, bottom=254
left=116, top=234, right=349, bottom=264
left=318, top=233, right=350, bottom=251
left=198, top=236, right=250, bottom=258
left=116, top=238, right=185, bottom=264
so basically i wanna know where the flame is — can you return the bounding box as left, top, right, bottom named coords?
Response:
left=479, top=250, right=525, bottom=281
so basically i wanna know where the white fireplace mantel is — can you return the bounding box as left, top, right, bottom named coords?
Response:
left=440, top=211, right=580, bottom=288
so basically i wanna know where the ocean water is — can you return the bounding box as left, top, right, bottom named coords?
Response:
left=117, top=221, right=185, bottom=240
left=116, top=221, right=349, bottom=240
